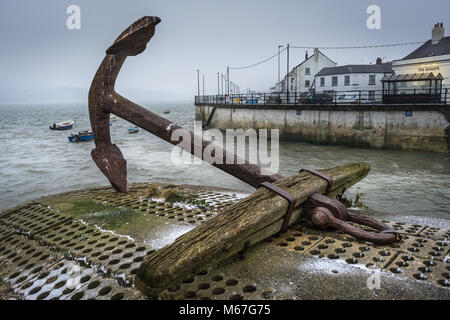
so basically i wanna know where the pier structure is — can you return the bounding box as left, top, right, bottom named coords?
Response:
left=195, top=94, right=450, bottom=153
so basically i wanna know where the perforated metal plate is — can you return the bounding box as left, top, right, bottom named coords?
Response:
left=271, top=219, right=450, bottom=288
left=1, top=183, right=449, bottom=300
left=159, top=270, right=263, bottom=300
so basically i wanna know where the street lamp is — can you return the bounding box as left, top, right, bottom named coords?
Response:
left=278, top=45, right=283, bottom=83
left=286, top=43, right=290, bottom=102
left=197, top=69, right=200, bottom=100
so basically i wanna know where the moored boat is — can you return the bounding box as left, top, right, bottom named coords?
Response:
left=68, top=130, right=94, bottom=142
left=49, top=120, right=74, bottom=131
left=128, top=126, right=139, bottom=134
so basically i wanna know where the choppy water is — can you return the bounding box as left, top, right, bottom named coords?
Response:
left=0, top=101, right=448, bottom=222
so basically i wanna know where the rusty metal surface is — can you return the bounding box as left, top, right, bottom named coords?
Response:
left=305, top=193, right=399, bottom=244
left=88, top=16, right=282, bottom=194
left=87, top=16, right=402, bottom=248
left=259, top=182, right=297, bottom=232
left=299, top=168, right=334, bottom=195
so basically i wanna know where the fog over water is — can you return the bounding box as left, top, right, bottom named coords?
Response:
left=0, top=102, right=448, bottom=225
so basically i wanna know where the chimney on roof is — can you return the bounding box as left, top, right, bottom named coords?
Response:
left=314, top=48, right=319, bottom=63
left=376, top=57, right=382, bottom=65
left=305, top=50, right=308, bottom=60
left=432, top=22, right=445, bottom=45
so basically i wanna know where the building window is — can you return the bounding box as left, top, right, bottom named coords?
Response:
left=305, top=80, right=310, bottom=87
left=305, top=68, right=310, bottom=75
left=369, top=75, right=376, bottom=85
left=320, top=77, right=325, bottom=87
left=332, top=76, right=338, bottom=86
left=344, top=75, right=350, bottom=86
left=368, top=91, right=375, bottom=100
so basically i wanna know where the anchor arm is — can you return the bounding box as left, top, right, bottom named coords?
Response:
left=88, top=16, right=282, bottom=193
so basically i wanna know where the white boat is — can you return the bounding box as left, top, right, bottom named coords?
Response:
left=110, top=115, right=118, bottom=122
left=49, top=120, right=75, bottom=131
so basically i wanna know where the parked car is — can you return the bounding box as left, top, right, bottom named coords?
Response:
left=336, top=92, right=360, bottom=104
left=267, top=93, right=282, bottom=104
left=300, top=93, right=333, bottom=104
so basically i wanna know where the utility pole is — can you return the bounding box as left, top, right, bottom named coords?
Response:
left=278, top=45, right=283, bottom=83
left=286, top=43, right=290, bottom=102
left=197, top=69, right=200, bottom=99
left=202, top=74, right=205, bottom=96
left=221, top=74, right=224, bottom=95
left=227, top=66, right=230, bottom=95
left=217, top=72, right=220, bottom=96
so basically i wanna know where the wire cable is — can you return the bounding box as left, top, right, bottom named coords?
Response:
left=290, top=41, right=425, bottom=50
left=229, top=46, right=287, bottom=70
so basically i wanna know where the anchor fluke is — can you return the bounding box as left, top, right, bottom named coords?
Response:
left=91, top=144, right=127, bottom=193
left=106, top=16, right=161, bottom=56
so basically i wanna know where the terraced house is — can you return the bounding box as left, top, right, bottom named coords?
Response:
left=314, top=59, right=393, bottom=102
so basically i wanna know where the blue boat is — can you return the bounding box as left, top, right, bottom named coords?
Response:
left=50, top=120, right=74, bottom=131
left=68, top=130, right=94, bottom=142
left=128, top=126, right=139, bottom=134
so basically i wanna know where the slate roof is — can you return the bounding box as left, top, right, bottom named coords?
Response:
left=315, top=63, right=393, bottom=77
left=402, top=37, right=450, bottom=60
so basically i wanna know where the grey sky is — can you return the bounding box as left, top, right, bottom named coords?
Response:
left=0, top=0, right=449, bottom=101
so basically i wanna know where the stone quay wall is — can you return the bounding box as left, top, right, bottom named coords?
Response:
left=195, top=103, right=450, bottom=152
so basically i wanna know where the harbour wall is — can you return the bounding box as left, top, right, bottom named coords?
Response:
left=195, top=103, right=450, bottom=152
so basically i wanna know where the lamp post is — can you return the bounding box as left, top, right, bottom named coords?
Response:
left=227, top=66, right=230, bottom=96
left=197, top=69, right=200, bottom=100
left=286, top=43, right=290, bottom=102
left=217, top=72, right=220, bottom=97
left=221, top=74, right=224, bottom=95
left=202, top=74, right=205, bottom=96
left=278, top=45, right=283, bottom=83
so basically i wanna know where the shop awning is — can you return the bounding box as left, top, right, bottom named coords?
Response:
left=382, top=72, right=443, bottom=82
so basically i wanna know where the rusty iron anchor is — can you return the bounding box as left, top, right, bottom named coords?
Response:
left=305, top=193, right=401, bottom=245
left=88, top=16, right=282, bottom=194
left=88, top=16, right=399, bottom=245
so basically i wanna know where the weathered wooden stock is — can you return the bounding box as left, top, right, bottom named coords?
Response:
left=135, top=162, right=370, bottom=297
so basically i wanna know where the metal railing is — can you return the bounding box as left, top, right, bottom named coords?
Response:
left=195, top=88, right=449, bottom=106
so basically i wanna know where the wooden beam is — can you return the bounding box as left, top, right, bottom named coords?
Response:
left=135, top=162, right=370, bottom=297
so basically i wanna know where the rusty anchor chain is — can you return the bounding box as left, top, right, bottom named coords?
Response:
left=88, top=16, right=399, bottom=245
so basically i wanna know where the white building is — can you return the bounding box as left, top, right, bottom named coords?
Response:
left=314, top=60, right=393, bottom=101
left=390, top=22, right=450, bottom=91
left=271, top=48, right=336, bottom=93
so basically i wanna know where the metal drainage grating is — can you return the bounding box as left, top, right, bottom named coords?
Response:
left=85, top=189, right=244, bottom=226
left=35, top=219, right=153, bottom=285
left=0, top=203, right=71, bottom=237
left=0, top=204, right=152, bottom=299
left=272, top=221, right=450, bottom=288
left=159, top=270, right=262, bottom=300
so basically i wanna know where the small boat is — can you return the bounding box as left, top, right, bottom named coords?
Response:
left=128, top=126, right=139, bottom=134
left=68, top=130, right=94, bottom=142
left=163, top=110, right=170, bottom=114
left=110, top=115, right=118, bottom=122
left=49, top=120, right=74, bottom=131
